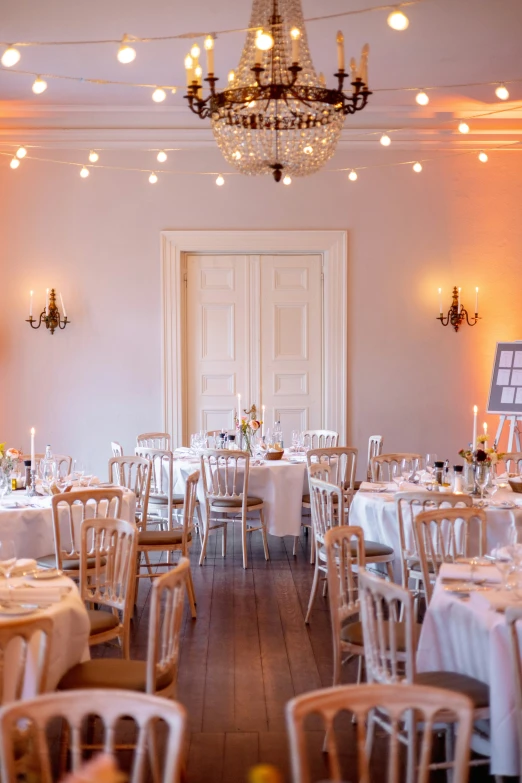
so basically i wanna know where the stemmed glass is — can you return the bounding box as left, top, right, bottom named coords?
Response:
left=475, top=462, right=489, bottom=507
left=0, top=470, right=8, bottom=501
left=392, top=463, right=403, bottom=489
left=425, top=454, right=438, bottom=475
left=73, top=460, right=85, bottom=483
left=0, top=539, right=17, bottom=604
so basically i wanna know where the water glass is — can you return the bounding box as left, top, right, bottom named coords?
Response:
left=0, top=538, right=17, bottom=602
left=0, top=470, right=7, bottom=500
left=425, top=454, right=438, bottom=474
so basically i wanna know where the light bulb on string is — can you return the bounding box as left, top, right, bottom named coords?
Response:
left=157, top=150, right=168, bottom=163
left=9, top=157, right=20, bottom=169
left=255, top=29, right=274, bottom=50
left=171, top=87, right=177, bottom=95
left=413, top=162, right=422, bottom=173
left=152, top=88, right=167, bottom=103
left=478, top=151, right=488, bottom=163
left=458, top=121, right=470, bottom=134
left=416, top=90, right=429, bottom=106
left=283, top=175, right=292, bottom=185
left=216, top=174, right=225, bottom=186
left=117, top=35, right=136, bottom=64
left=348, top=170, right=358, bottom=181
left=88, top=150, right=99, bottom=163
left=16, top=146, right=27, bottom=159
left=387, top=9, right=409, bottom=30
left=80, top=166, right=90, bottom=178
left=1, top=47, right=21, bottom=67
left=149, top=172, right=158, bottom=184
left=190, top=43, right=201, bottom=59
left=380, top=134, right=391, bottom=147
left=32, top=76, right=47, bottom=94
left=495, top=83, right=509, bottom=100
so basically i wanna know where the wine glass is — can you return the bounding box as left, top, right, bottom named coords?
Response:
left=392, top=463, right=403, bottom=488
left=425, top=454, right=438, bottom=475
left=0, top=538, right=17, bottom=603
left=475, top=462, right=489, bottom=507
left=81, top=463, right=93, bottom=487
left=401, top=459, right=413, bottom=483
left=0, top=470, right=7, bottom=501
left=73, top=460, right=85, bottom=483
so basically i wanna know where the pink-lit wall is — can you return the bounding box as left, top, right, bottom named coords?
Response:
left=1, top=149, right=521, bottom=477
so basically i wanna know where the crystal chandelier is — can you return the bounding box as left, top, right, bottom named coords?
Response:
left=184, top=0, right=371, bottom=182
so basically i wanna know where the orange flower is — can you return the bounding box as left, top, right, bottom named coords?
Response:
left=249, top=419, right=261, bottom=431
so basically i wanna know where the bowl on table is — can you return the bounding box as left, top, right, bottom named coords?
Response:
left=509, top=478, right=522, bottom=493
left=265, top=450, right=284, bottom=461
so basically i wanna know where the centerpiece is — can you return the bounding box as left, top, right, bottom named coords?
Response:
left=236, top=404, right=263, bottom=456
left=459, top=436, right=504, bottom=497
left=0, top=444, right=22, bottom=493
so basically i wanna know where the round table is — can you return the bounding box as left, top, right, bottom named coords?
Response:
left=174, top=456, right=308, bottom=537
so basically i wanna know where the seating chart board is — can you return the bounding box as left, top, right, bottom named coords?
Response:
left=487, top=341, right=522, bottom=414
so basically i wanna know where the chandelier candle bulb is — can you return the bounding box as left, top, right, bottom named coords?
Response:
left=473, top=406, right=478, bottom=449
left=190, top=43, right=201, bottom=60
left=216, top=174, right=225, bottom=186
left=157, top=150, right=167, bottom=163
left=350, top=57, right=358, bottom=83
left=204, top=36, right=214, bottom=75
left=184, top=55, right=194, bottom=87
left=336, top=31, right=345, bottom=71
left=360, top=43, right=369, bottom=86
left=290, top=28, right=300, bottom=63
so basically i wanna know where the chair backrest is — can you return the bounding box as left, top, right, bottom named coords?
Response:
left=506, top=606, right=522, bottom=777
left=23, top=454, right=73, bottom=478
left=359, top=569, right=415, bottom=685
left=325, top=526, right=366, bottom=641
left=80, top=517, right=137, bottom=618
left=200, top=449, right=251, bottom=508
left=0, top=688, right=187, bottom=783
left=51, top=488, right=123, bottom=569
left=309, top=474, right=344, bottom=547
left=285, top=683, right=473, bottom=783
left=307, top=447, right=357, bottom=507
left=111, top=441, right=123, bottom=458
left=371, top=452, right=422, bottom=482
left=109, top=455, right=151, bottom=523
left=367, top=435, right=383, bottom=480
left=146, top=558, right=190, bottom=696
left=395, top=491, right=473, bottom=588
left=302, top=430, right=339, bottom=450
left=414, top=507, right=487, bottom=604
left=136, top=432, right=171, bottom=450
left=502, top=452, right=522, bottom=475
left=0, top=615, right=54, bottom=705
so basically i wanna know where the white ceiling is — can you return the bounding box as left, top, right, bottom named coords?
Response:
left=0, top=0, right=521, bottom=148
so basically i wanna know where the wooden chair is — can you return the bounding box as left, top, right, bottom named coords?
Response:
left=286, top=683, right=474, bottom=783
left=111, top=441, right=123, bottom=457
left=414, top=507, right=487, bottom=604
left=199, top=449, right=269, bottom=569
left=136, top=432, right=171, bottom=450
left=505, top=606, right=522, bottom=776
left=0, top=615, right=54, bottom=704
left=359, top=569, right=492, bottom=779
left=302, top=429, right=339, bottom=450
left=371, top=452, right=422, bottom=482
left=36, top=488, right=123, bottom=576
left=136, top=470, right=199, bottom=618
left=354, top=435, right=383, bottom=490
left=80, top=517, right=137, bottom=659
left=0, top=689, right=187, bottom=783
left=502, top=452, right=522, bottom=475
left=109, top=455, right=151, bottom=525
left=23, top=453, right=73, bottom=477
left=58, top=558, right=190, bottom=698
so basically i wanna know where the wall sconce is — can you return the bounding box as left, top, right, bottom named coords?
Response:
left=26, top=288, right=69, bottom=335
left=437, top=286, right=479, bottom=332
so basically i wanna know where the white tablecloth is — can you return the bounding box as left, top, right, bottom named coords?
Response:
left=174, top=457, right=308, bottom=537
left=417, top=577, right=522, bottom=776
left=1, top=574, right=90, bottom=702
left=349, top=487, right=522, bottom=582
left=0, top=488, right=136, bottom=560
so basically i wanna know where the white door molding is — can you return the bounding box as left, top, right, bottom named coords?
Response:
left=161, top=230, right=348, bottom=446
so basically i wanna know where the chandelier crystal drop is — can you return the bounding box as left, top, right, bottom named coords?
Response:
left=184, top=0, right=371, bottom=181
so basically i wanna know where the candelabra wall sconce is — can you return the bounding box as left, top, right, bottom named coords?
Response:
left=437, top=285, right=480, bottom=332
left=26, top=288, right=69, bottom=335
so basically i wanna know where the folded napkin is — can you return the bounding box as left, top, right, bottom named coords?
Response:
left=359, top=481, right=397, bottom=492
left=0, top=584, right=70, bottom=604
left=470, top=589, right=522, bottom=612
left=439, top=562, right=501, bottom=584
left=0, top=559, right=38, bottom=577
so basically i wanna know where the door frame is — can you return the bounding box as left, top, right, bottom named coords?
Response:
left=161, top=230, right=348, bottom=446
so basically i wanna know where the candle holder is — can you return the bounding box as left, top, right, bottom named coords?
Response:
left=26, top=469, right=38, bottom=497
left=437, top=286, right=479, bottom=332
left=27, top=288, right=69, bottom=335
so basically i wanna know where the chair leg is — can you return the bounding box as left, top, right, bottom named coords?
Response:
left=259, top=508, right=270, bottom=561
left=386, top=561, right=394, bottom=582
left=310, top=529, right=316, bottom=565
left=199, top=516, right=211, bottom=566
left=187, top=568, right=197, bottom=619
left=242, top=513, right=248, bottom=569
left=293, top=535, right=298, bottom=556
left=222, top=519, right=227, bottom=558
left=305, top=561, right=321, bottom=624
left=332, top=640, right=342, bottom=686
left=195, top=503, right=203, bottom=541
left=143, top=551, right=153, bottom=580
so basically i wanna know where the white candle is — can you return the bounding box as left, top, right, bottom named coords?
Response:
left=360, top=43, right=369, bottom=86
left=475, top=287, right=479, bottom=314
left=483, top=422, right=488, bottom=449
left=204, top=36, right=214, bottom=75
left=336, top=31, right=345, bottom=71
left=350, top=57, right=357, bottom=83
left=262, top=405, right=266, bottom=436
left=290, top=28, right=300, bottom=63
left=458, top=287, right=461, bottom=312
left=29, top=290, right=33, bottom=317
left=473, top=405, right=478, bottom=448
left=59, top=292, right=67, bottom=318
left=237, top=393, right=241, bottom=419
left=438, top=287, right=442, bottom=316
left=45, top=288, right=49, bottom=313
left=30, top=427, right=35, bottom=470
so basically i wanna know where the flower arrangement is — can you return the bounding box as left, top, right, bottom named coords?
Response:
left=236, top=404, right=263, bottom=455
left=0, top=444, right=22, bottom=474
left=459, top=435, right=505, bottom=465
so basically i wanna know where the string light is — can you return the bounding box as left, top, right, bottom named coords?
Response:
left=416, top=90, right=429, bottom=105
left=478, top=151, right=488, bottom=162
left=88, top=150, right=99, bottom=163
left=80, top=166, right=89, bottom=178
left=190, top=43, right=201, bottom=59
left=10, top=157, right=20, bottom=169
left=283, top=175, right=292, bottom=185
left=303, top=145, right=313, bottom=155
left=380, top=134, right=391, bottom=146
left=348, top=170, right=358, bottom=181
left=495, top=83, right=509, bottom=100
left=149, top=172, right=158, bottom=184
left=32, top=76, right=47, bottom=94
left=387, top=9, right=409, bottom=30
left=157, top=150, right=168, bottom=163
left=413, top=161, right=422, bottom=172
left=216, top=174, right=225, bottom=186
left=16, top=147, right=27, bottom=159
left=117, top=35, right=136, bottom=64
left=152, top=88, right=166, bottom=102
left=232, top=151, right=242, bottom=160
left=255, top=29, right=274, bottom=51
left=1, top=46, right=21, bottom=67
left=458, top=121, right=470, bottom=134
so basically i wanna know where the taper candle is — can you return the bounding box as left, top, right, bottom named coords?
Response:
left=60, top=292, right=67, bottom=318
left=29, top=290, right=33, bottom=317
left=483, top=422, right=488, bottom=449
left=472, top=405, right=478, bottom=448
left=30, top=427, right=35, bottom=470
left=438, top=288, right=442, bottom=316
left=475, top=287, right=479, bottom=314
left=336, top=31, right=345, bottom=71
left=204, top=36, right=214, bottom=75
left=262, top=405, right=266, bottom=436
left=290, top=28, right=300, bottom=63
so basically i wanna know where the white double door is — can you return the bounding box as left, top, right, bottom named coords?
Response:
left=185, top=253, right=323, bottom=445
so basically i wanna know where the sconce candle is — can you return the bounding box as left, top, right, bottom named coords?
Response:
left=473, top=406, right=478, bottom=448
left=29, top=290, right=33, bottom=318
left=30, top=427, right=35, bottom=470
left=60, top=292, right=67, bottom=318
left=437, top=286, right=480, bottom=332
left=26, top=288, right=70, bottom=335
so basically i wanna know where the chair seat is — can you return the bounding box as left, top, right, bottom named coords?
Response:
left=58, top=659, right=174, bottom=693
left=319, top=540, right=393, bottom=561
left=410, top=560, right=436, bottom=574
left=139, top=530, right=191, bottom=546
left=149, top=493, right=185, bottom=505
left=210, top=496, right=263, bottom=508
left=87, top=609, right=120, bottom=635
left=36, top=554, right=107, bottom=571
left=341, top=620, right=422, bottom=649
left=353, top=480, right=362, bottom=491
left=416, top=671, right=489, bottom=709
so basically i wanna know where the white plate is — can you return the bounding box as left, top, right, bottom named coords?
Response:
left=27, top=569, right=63, bottom=580
left=0, top=604, right=40, bottom=616
left=490, top=501, right=515, bottom=509
left=443, top=580, right=492, bottom=594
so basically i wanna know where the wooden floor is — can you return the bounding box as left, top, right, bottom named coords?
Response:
left=92, top=522, right=496, bottom=782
